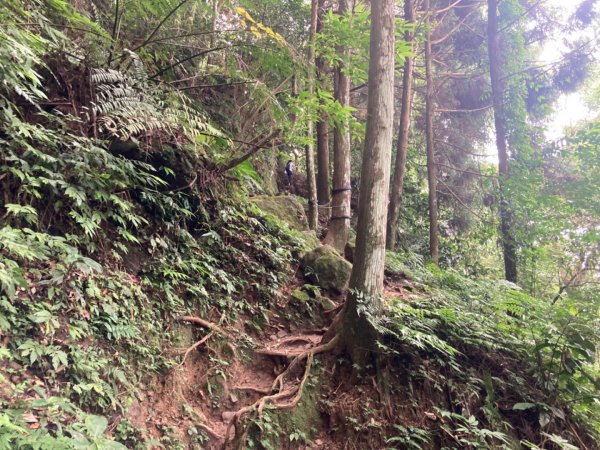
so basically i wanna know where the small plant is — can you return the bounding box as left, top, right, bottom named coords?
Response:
left=386, top=424, right=431, bottom=449
left=69, top=415, right=128, bottom=450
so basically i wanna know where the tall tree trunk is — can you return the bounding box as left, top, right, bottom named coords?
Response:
left=316, top=0, right=330, bottom=219
left=323, top=0, right=351, bottom=253
left=342, top=0, right=395, bottom=363
left=316, top=118, right=330, bottom=215
left=487, top=0, right=518, bottom=282
left=305, top=0, right=319, bottom=231
left=386, top=0, right=415, bottom=250
left=425, top=0, right=439, bottom=265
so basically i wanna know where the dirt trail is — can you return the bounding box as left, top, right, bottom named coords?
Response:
left=129, top=265, right=414, bottom=449
left=128, top=275, right=333, bottom=449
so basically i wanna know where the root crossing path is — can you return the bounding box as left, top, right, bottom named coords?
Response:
left=134, top=287, right=340, bottom=450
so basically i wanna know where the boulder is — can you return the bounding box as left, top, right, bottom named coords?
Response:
left=291, top=285, right=337, bottom=311
left=250, top=195, right=308, bottom=231
left=301, top=245, right=352, bottom=293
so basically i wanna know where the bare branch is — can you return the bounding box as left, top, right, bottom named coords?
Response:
left=219, top=130, right=280, bottom=172
left=131, top=0, right=190, bottom=53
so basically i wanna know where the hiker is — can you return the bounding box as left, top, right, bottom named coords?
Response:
left=285, top=159, right=294, bottom=186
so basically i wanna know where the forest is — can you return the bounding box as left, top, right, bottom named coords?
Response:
left=0, top=0, right=599, bottom=448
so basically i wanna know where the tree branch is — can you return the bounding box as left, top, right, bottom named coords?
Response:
left=219, top=130, right=280, bottom=172
left=436, top=104, right=492, bottom=113
left=149, top=46, right=231, bottom=79
left=174, top=81, right=253, bottom=91
left=131, top=0, right=190, bottom=53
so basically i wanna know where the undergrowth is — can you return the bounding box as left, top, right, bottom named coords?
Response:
left=1, top=1, right=598, bottom=449
left=375, top=253, right=600, bottom=449
left=0, top=2, right=308, bottom=447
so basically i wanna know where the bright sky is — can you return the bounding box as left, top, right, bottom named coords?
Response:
left=483, top=0, right=596, bottom=158
left=543, top=0, right=595, bottom=140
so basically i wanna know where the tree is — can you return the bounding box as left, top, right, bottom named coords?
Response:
left=386, top=0, right=416, bottom=251
left=487, top=0, right=518, bottom=282
left=316, top=0, right=331, bottom=218
left=341, top=0, right=395, bottom=362
left=324, top=0, right=352, bottom=252
left=424, top=0, right=439, bottom=265
left=305, top=0, right=319, bottom=231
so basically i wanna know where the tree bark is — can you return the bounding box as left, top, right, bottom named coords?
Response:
left=386, top=0, right=415, bottom=250
left=425, top=0, right=439, bottom=265
left=487, top=0, right=518, bottom=282
left=305, top=0, right=319, bottom=231
left=316, top=0, right=330, bottom=219
left=342, top=0, right=395, bottom=363
left=323, top=0, right=351, bottom=253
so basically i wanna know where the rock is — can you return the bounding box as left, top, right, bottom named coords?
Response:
left=300, top=230, right=322, bottom=252
left=250, top=195, right=308, bottom=231
left=301, top=245, right=352, bottom=293
left=229, top=393, right=238, bottom=404
left=319, top=296, right=337, bottom=311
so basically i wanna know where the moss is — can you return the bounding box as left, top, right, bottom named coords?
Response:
left=292, top=288, right=311, bottom=303
left=247, top=370, right=325, bottom=449
left=299, top=230, right=321, bottom=252
left=318, top=295, right=336, bottom=311
left=302, top=245, right=352, bottom=293
left=279, top=376, right=321, bottom=441
left=250, top=195, right=308, bottom=231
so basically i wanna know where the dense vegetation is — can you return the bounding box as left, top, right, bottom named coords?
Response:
left=0, top=0, right=599, bottom=449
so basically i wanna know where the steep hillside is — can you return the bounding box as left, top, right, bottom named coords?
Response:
left=1, top=1, right=599, bottom=450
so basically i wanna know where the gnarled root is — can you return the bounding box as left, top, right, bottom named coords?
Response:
left=197, top=421, right=224, bottom=441
left=223, top=334, right=340, bottom=448
left=178, top=331, right=214, bottom=367
left=178, top=316, right=229, bottom=336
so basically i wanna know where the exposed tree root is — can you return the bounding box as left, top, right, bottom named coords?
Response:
left=178, top=331, right=214, bottom=366
left=197, top=421, right=224, bottom=441
left=254, top=334, right=322, bottom=358
left=223, top=334, right=340, bottom=447
left=230, top=385, right=272, bottom=395
left=178, top=315, right=229, bottom=336
left=254, top=348, right=306, bottom=358
left=273, top=335, right=319, bottom=346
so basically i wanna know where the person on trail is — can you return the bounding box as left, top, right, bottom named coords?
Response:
left=285, top=159, right=294, bottom=186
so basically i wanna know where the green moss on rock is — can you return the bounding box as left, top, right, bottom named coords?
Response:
left=250, top=195, right=308, bottom=231
left=292, top=288, right=311, bottom=303
left=301, top=245, right=352, bottom=293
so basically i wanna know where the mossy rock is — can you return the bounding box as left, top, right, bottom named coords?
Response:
left=301, top=245, right=352, bottom=293
left=291, top=285, right=336, bottom=310
left=292, top=288, right=312, bottom=303
left=250, top=195, right=308, bottom=231
left=319, top=295, right=337, bottom=311
left=300, top=230, right=321, bottom=252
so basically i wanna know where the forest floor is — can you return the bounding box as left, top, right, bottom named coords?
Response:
left=123, top=266, right=423, bottom=450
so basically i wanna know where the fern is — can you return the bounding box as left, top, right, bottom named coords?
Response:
left=91, top=64, right=220, bottom=146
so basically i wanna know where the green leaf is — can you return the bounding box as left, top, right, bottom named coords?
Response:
left=512, top=402, right=537, bottom=411
left=84, top=415, right=107, bottom=439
